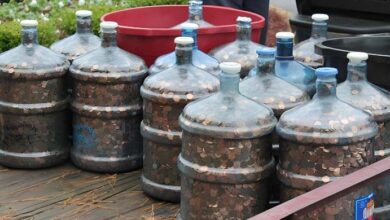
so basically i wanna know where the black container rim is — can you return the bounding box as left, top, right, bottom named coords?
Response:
left=315, top=36, right=390, bottom=64
left=290, top=14, right=390, bottom=34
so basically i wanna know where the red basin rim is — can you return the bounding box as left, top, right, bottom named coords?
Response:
left=101, top=5, right=265, bottom=36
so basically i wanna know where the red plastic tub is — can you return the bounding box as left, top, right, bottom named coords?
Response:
left=102, top=5, right=265, bottom=66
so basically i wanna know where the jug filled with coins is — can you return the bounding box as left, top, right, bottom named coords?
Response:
left=141, top=36, right=219, bottom=202
left=0, top=20, right=70, bottom=169
left=294, top=14, right=329, bottom=68
left=276, top=67, right=378, bottom=218
left=274, top=32, right=316, bottom=96
left=337, top=52, right=390, bottom=218
left=149, top=23, right=219, bottom=76
left=172, top=0, right=213, bottom=29
left=209, top=16, right=266, bottom=78
left=70, top=21, right=148, bottom=173
left=178, top=62, right=276, bottom=219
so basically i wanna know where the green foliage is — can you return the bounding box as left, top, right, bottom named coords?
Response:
left=49, top=5, right=125, bottom=38
left=0, top=0, right=187, bottom=52
left=38, top=21, right=60, bottom=47
left=0, top=19, right=59, bottom=52
left=0, top=21, right=21, bottom=52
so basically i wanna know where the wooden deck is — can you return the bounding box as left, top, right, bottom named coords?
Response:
left=0, top=164, right=179, bottom=220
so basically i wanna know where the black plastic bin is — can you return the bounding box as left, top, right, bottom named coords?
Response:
left=315, top=36, right=390, bottom=90
left=291, top=0, right=390, bottom=42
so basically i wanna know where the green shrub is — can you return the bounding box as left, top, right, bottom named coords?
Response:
left=49, top=5, right=125, bottom=38
left=0, top=21, right=22, bottom=52
left=0, top=0, right=187, bottom=52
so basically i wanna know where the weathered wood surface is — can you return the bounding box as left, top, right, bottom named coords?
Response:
left=0, top=164, right=179, bottom=220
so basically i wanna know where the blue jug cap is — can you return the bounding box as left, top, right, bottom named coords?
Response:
left=256, top=47, right=276, bottom=56
left=315, top=67, right=338, bottom=78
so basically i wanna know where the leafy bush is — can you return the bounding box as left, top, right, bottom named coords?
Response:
left=0, top=0, right=187, bottom=52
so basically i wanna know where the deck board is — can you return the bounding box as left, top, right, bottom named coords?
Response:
left=0, top=164, right=179, bottom=220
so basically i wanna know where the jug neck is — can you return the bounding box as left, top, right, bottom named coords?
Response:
left=276, top=38, right=293, bottom=60
left=22, top=26, right=39, bottom=47
left=257, top=54, right=275, bottom=76
left=182, top=28, right=198, bottom=50
left=220, top=71, right=240, bottom=94
left=176, top=43, right=193, bottom=65
left=76, top=15, right=93, bottom=34
left=347, top=61, right=367, bottom=82
left=189, top=1, right=204, bottom=23
left=101, top=29, right=117, bottom=48
left=316, top=76, right=337, bottom=99
left=236, top=22, right=251, bottom=41
left=311, top=21, right=328, bottom=39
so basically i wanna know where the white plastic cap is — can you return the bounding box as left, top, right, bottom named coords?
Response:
left=276, top=32, right=295, bottom=39
left=174, top=36, right=194, bottom=45
left=347, top=52, right=369, bottom=64
left=220, top=62, right=241, bottom=75
left=100, top=21, right=118, bottom=30
left=312, top=14, right=329, bottom=21
left=189, top=0, right=202, bottom=5
left=237, top=16, right=252, bottom=23
left=181, top=23, right=199, bottom=30
left=21, top=20, right=38, bottom=27
left=76, top=10, right=92, bottom=17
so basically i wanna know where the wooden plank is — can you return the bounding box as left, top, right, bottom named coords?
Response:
left=0, top=164, right=79, bottom=191
left=40, top=179, right=178, bottom=219
left=121, top=202, right=179, bottom=220
left=30, top=173, right=141, bottom=219
left=67, top=184, right=179, bottom=220
left=0, top=164, right=83, bottom=217
left=0, top=164, right=179, bottom=219
left=0, top=171, right=100, bottom=214
left=11, top=172, right=136, bottom=218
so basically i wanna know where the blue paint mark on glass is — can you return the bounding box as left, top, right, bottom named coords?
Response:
left=73, top=124, right=97, bottom=148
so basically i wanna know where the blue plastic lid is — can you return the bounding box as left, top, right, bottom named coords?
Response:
left=315, top=67, right=338, bottom=78
left=256, top=47, right=276, bottom=56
